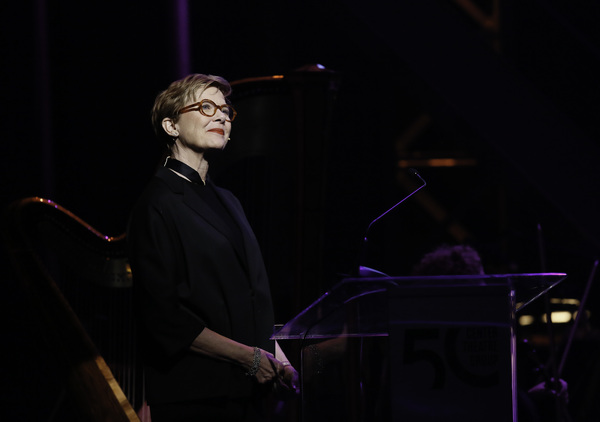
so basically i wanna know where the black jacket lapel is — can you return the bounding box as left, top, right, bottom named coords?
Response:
left=157, top=167, right=250, bottom=274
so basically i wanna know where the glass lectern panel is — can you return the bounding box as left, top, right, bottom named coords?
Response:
left=272, top=273, right=566, bottom=340
left=272, top=273, right=566, bottom=422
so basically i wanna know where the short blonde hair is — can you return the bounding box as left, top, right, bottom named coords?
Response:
left=151, top=73, right=232, bottom=146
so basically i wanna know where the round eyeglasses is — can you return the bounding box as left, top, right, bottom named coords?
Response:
left=179, top=99, right=237, bottom=122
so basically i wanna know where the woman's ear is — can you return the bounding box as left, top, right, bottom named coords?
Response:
left=162, top=118, right=179, bottom=138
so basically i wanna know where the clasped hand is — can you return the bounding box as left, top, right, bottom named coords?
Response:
left=254, top=349, right=300, bottom=396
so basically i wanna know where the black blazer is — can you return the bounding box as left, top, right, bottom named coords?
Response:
left=127, top=167, right=275, bottom=404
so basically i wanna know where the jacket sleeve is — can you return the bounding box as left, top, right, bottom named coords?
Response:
left=127, top=197, right=206, bottom=359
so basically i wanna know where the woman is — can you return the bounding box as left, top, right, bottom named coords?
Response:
left=128, top=74, right=298, bottom=421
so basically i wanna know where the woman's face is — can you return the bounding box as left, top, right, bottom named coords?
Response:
left=173, top=86, right=232, bottom=153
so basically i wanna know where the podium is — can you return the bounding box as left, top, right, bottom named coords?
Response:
left=272, top=273, right=566, bottom=421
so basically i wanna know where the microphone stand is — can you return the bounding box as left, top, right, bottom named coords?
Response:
left=536, top=224, right=570, bottom=421
left=358, top=169, right=426, bottom=275
left=537, top=225, right=559, bottom=385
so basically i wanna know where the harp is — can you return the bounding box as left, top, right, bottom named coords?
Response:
left=3, top=197, right=145, bottom=421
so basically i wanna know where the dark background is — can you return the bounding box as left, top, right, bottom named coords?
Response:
left=2, top=0, right=600, bottom=420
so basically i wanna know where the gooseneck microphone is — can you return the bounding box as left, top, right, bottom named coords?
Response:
left=358, top=168, right=427, bottom=275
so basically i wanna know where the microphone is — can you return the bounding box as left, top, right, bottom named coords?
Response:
left=358, top=168, right=426, bottom=275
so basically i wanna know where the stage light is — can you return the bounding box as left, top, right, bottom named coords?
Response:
left=541, top=311, right=573, bottom=323
left=518, top=315, right=535, bottom=326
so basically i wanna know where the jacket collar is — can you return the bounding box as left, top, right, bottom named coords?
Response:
left=156, top=167, right=253, bottom=277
